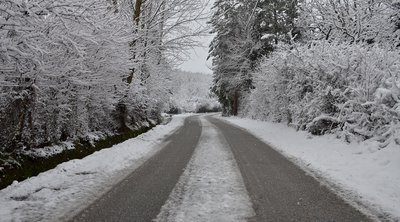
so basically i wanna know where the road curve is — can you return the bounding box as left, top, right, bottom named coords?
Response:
left=207, top=116, right=371, bottom=222
left=71, top=116, right=202, bottom=222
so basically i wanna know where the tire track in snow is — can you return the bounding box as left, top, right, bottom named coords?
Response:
left=155, top=117, right=255, bottom=222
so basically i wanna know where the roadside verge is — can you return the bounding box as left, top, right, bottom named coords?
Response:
left=217, top=116, right=400, bottom=221
left=0, top=114, right=191, bottom=222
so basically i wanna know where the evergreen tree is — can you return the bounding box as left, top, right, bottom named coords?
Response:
left=250, top=0, right=300, bottom=61
left=209, top=0, right=300, bottom=115
left=208, top=0, right=254, bottom=115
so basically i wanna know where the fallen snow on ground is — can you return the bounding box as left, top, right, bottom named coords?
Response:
left=220, top=116, right=400, bottom=221
left=0, top=114, right=191, bottom=222
left=155, top=117, right=254, bottom=222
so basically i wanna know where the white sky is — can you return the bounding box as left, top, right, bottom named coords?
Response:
left=179, top=37, right=213, bottom=74
left=179, top=0, right=214, bottom=74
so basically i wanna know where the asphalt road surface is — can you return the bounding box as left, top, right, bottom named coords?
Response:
left=71, top=116, right=202, bottom=222
left=207, top=116, right=370, bottom=222
left=72, top=115, right=371, bottom=222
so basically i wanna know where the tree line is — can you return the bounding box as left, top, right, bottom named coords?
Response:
left=0, top=0, right=209, bottom=153
left=209, top=0, right=400, bottom=147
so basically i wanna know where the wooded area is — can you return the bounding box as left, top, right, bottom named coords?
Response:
left=0, top=0, right=209, bottom=167
left=209, top=0, right=400, bottom=147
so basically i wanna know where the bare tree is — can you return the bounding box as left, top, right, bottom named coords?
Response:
left=300, top=0, right=397, bottom=44
left=127, top=0, right=211, bottom=84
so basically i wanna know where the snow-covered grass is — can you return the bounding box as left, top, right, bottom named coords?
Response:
left=156, top=117, right=254, bottom=222
left=219, top=116, right=400, bottom=221
left=0, top=114, right=192, bottom=222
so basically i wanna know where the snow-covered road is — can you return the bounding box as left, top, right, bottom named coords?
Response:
left=0, top=114, right=397, bottom=221
left=220, top=116, right=400, bottom=221
left=155, top=118, right=254, bottom=222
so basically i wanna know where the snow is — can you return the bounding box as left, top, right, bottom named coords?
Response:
left=169, top=70, right=220, bottom=113
left=261, top=34, right=275, bottom=40
left=2, top=112, right=398, bottom=221
left=219, top=116, right=400, bottom=221
left=155, top=117, right=255, bottom=222
left=23, top=141, right=75, bottom=158
left=0, top=114, right=192, bottom=222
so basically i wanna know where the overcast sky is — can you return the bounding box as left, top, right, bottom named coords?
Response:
left=179, top=0, right=214, bottom=74
left=179, top=37, right=213, bottom=74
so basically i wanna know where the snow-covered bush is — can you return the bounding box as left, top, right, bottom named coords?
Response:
left=300, top=0, right=400, bottom=46
left=246, top=42, right=400, bottom=147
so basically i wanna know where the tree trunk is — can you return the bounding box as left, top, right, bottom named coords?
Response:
left=127, top=0, right=145, bottom=84
left=134, top=0, right=144, bottom=26
left=232, top=91, right=239, bottom=116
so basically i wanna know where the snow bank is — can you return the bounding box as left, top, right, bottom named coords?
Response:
left=0, top=114, right=191, bottom=222
left=220, top=116, right=400, bottom=221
